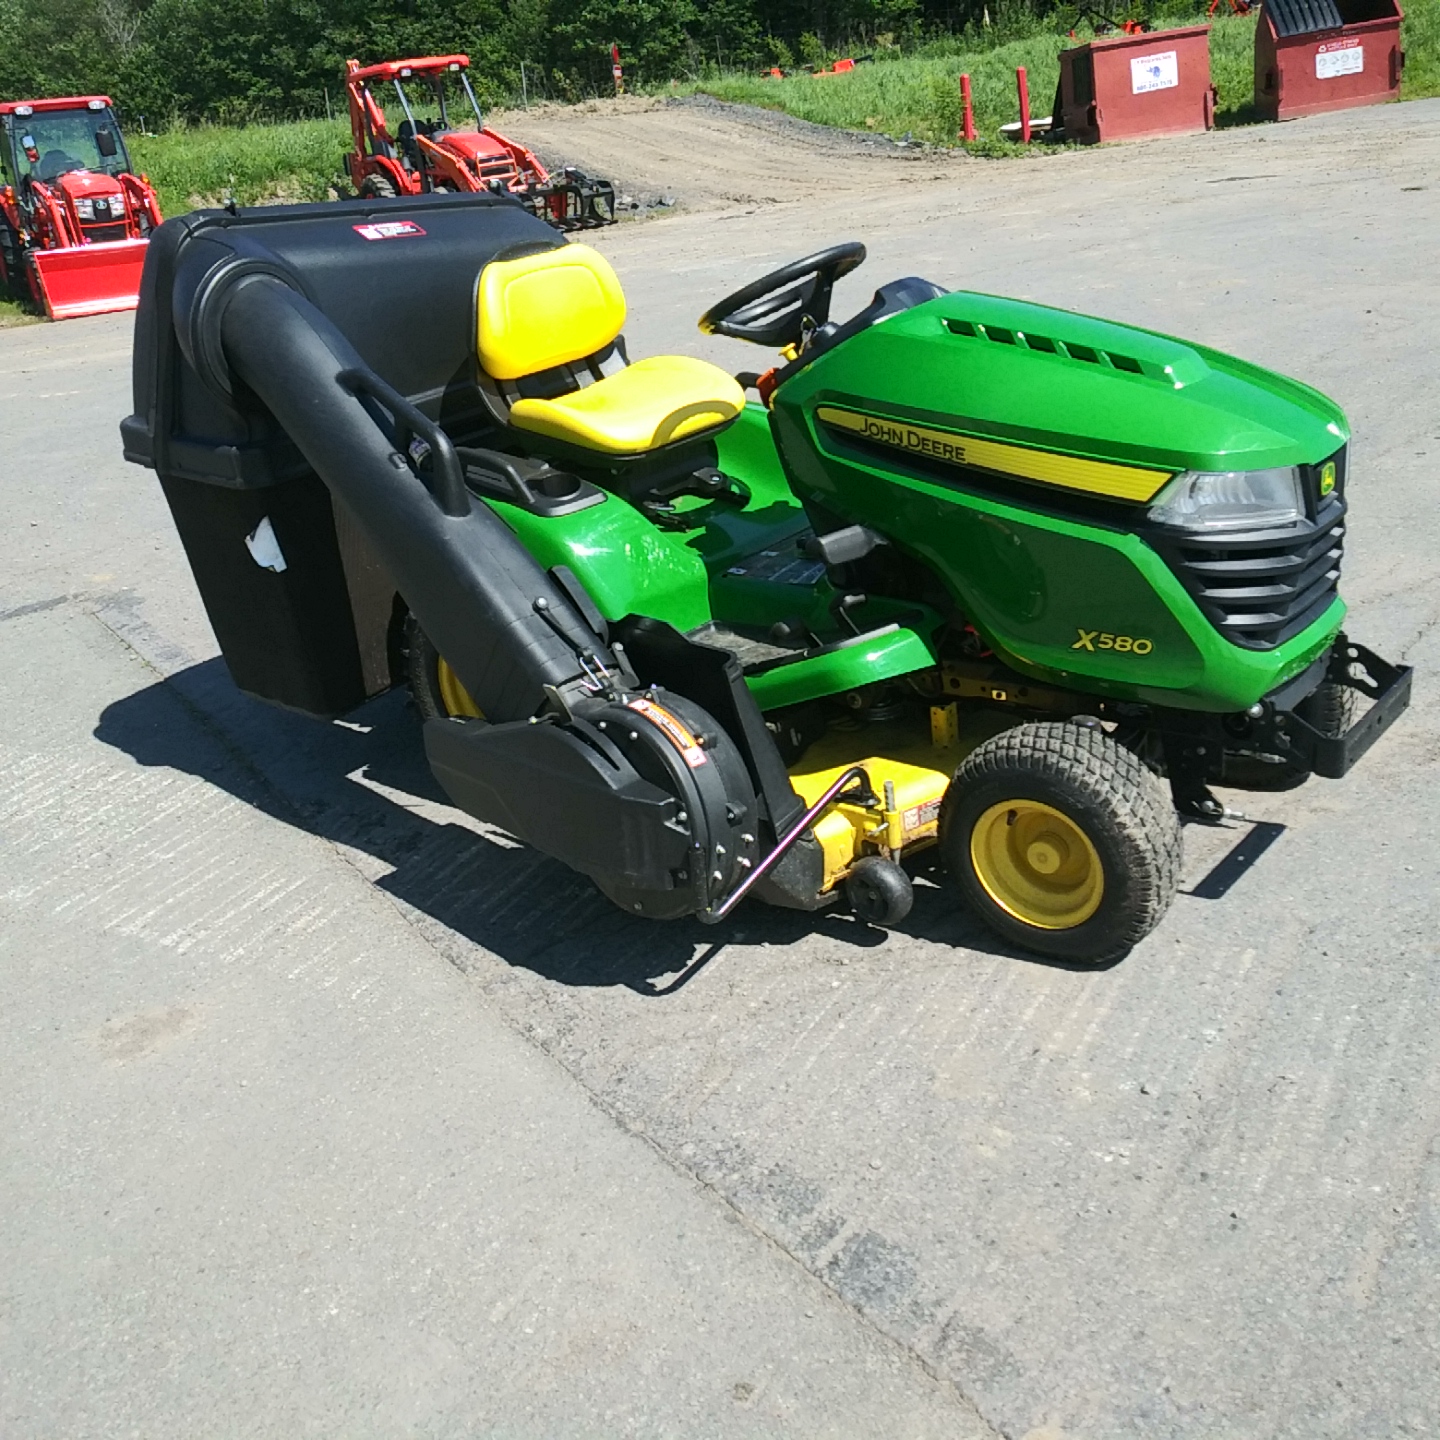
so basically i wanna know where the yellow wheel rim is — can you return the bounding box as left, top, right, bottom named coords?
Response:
left=970, top=800, right=1103, bottom=930
left=436, top=658, right=484, bottom=719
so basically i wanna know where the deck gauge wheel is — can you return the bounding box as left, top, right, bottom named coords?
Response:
left=845, top=855, right=914, bottom=926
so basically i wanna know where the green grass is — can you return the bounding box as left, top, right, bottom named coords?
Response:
left=683, top=1, right=1437, bottom=149
left=1404, top=0, right=1440, bottom=99
left=5, top=0, right=1438, bottom=257
left=0, top=293, right=41, bottom=327
left=93, top=0, right=1440, bottom=224
left=679, top=34, right=1075, bottom=149
left=682, top=15, right=1262, bottom=147
left=130, top=117, right=352, bottom=221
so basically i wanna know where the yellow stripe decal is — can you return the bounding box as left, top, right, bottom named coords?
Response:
left=816, top=406, right=1172, bottom=503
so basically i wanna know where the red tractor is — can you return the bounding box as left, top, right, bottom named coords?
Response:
left=0, top=96, right=162, bottom=320
left=344, top=55, right=615, bottom=230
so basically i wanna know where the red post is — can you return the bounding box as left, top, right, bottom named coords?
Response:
left=611, top=43, right=624, bottom=96
left=1017, top=66, right=1031, bottom=144
left=960, top=73, right=977, bottom=141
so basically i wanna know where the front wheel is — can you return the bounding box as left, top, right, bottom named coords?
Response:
left=1222, top=681, right=1358, bottom=790
left=939, top=722, right=1181, bottom=964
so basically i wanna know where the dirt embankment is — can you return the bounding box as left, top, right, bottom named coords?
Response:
left=486, top=94, right=967, bottom=215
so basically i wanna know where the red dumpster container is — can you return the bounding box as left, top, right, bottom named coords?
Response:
left=1058, top=25, right=1216, bottom=144
left=1255, top=0, right=1404, bottom=121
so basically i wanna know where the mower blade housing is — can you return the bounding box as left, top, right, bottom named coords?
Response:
left=31, top=238, right=148, bottom=320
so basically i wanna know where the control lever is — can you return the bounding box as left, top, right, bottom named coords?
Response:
left=829, top=591, right=867, bottom=637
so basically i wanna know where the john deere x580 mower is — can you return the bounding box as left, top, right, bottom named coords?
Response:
left=123, top=192, right=1410, bottom=963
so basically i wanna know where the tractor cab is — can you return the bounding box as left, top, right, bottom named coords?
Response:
left=0, top=97, right=161, bottom=319
left=1, top=97, right=140, bottom=242
left=2, top=98, right=133, bottom=188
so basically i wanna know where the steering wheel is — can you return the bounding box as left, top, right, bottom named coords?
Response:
left=36, top=150, right=82, bottom=182
left=698, top=242, right=866, bottom=348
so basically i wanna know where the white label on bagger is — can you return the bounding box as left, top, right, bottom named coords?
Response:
left=1131, top=50, right=1179, bottom=94
left=244, top=515, right=287, bottom=573
left=352, top=220, right=427, bottom=241
left=1316, top=41, right=1364, bottom=79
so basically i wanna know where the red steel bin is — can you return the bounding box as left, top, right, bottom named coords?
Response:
left=1255, top=0, right=1404, bottom=121
left=1058, top=25, right=1216, bottom=144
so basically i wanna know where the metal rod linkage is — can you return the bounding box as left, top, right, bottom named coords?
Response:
left=700, top=766, right=873, bottom=925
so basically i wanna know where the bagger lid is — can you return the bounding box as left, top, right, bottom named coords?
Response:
left=122, top=190, right=559, bottom=488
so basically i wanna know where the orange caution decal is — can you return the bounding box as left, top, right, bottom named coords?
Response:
left=627, top=697, right=709, bottom=768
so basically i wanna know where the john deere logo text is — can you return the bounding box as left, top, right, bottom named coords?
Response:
left=854, top=415, right=969, bottom=464
left=814, top=406, right=1173, bottom=503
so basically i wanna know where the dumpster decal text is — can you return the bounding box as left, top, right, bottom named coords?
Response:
left=815, top=405, right=1173, bottom=502
left=1316, top=40, right=1364, bottom=80
left=1130, top=50, right=1179, bottom=94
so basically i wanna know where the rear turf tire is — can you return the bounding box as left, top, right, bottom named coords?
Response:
left=359, top=173, right=398, bottom=199
left=0, top=219, right=22, bottom=300
left=403, top=614, right=484, bottom=723
left=939, top=722, right=1181, bottom=965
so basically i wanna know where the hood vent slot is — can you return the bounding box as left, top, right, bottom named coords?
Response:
left=944, top=316, right=1149, bottom=378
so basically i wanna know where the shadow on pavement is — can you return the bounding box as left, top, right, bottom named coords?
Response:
left=1182, top=819, right=1288, bottom=900
left=95, top=659, right=1042, bottom=992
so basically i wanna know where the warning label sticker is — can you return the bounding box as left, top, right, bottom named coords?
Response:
left=902, top=799, right=942, bottom=835
left=1130, top=50, right=1179, bottom=94
left=724, top=547, right=827, bottom=587
left=353, top=220, right=426, bottom=241
left=1316, top=41, right=1364, bottom=79
left=627, top=697, right=708, bottom=769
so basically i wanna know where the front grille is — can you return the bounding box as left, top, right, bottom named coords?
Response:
left=81, top=221, right=130, bottom=244
left=1155, top=495, right=1345, bottom=649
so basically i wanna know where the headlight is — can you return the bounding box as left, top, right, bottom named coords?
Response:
left=1147, top=466, right=1304, bottom=533
left=74, top=198, right=95, bottom=219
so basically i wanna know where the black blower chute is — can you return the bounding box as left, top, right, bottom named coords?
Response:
left=122, top=193, right=834, bottom=920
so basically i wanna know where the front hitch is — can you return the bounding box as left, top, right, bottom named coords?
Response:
left=1156, top=632, right=1412, bottom=819
left=1274, top=635, right=1413, bottom=778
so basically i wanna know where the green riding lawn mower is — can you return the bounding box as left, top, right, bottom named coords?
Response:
left=124, top=191, right=1410, bottom=964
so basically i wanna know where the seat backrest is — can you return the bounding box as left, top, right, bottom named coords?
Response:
left=477, top=243, right=626, bottom=382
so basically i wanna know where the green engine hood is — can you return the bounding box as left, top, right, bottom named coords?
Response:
left=793, top=290, right=1348, bottom=474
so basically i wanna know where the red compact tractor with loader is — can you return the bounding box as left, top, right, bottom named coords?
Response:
left=0, top=96, right=162, bottom=319
left=344, top=55, right=615, bottom=230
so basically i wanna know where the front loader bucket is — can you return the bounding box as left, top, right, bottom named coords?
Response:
left=31, top=238, right=149, bottom=320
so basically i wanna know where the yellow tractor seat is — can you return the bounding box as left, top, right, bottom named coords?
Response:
left=477, top=244, right=744, bottom=458
left=509, top=356, right=744, bottom=455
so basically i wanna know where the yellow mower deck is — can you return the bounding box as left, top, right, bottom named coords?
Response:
left=787, top=703, right=1010, bottom=890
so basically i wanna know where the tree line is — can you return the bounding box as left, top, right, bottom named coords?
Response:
left=0, top=0, right=1059, bottom=124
